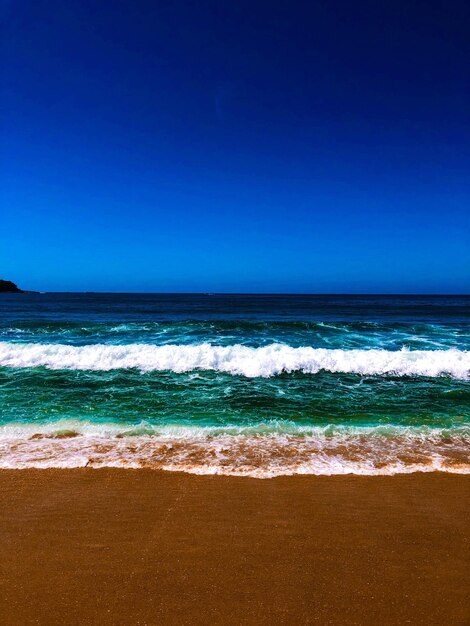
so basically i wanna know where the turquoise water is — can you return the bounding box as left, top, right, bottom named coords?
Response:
left=0, top=294, right=469, bottom=476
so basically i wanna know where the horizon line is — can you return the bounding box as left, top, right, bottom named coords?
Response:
left=10, top=291, right=470, bottom=297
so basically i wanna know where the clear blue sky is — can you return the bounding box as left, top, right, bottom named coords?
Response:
left=1, top=0, right=469, bottom=293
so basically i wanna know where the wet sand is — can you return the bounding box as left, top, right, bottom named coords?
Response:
left=0, top=471, right=468, bottom=625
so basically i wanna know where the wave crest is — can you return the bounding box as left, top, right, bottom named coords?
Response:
left=0, top=342, right=469, bottom=378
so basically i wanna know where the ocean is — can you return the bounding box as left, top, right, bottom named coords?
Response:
left=0, top=293, right=469, bottom=476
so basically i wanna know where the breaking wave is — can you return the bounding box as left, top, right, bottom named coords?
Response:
left=0, top=341, right=469, bottom=379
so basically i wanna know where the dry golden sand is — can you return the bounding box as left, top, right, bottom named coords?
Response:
left=0, top=470, right=469, bottom=625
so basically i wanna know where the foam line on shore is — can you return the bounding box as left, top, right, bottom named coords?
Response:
left=0, top=420, right=468, bottom=477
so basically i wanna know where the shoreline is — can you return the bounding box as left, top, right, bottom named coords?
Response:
left=2, top=423, right=468, bottom=476
left=1, top=470, right=468, bottom=625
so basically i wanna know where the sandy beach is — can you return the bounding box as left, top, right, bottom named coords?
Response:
left=0, top=470, right=468, bottom=625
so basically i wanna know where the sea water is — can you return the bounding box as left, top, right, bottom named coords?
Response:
left=0, top=293, right=469, bottom=476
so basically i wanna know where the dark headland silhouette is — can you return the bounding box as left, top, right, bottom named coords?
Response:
left=0, top=280, right=24, bottom=293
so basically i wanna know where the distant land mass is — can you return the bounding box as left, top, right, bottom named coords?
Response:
left=0, top=280, right=24, bottom=293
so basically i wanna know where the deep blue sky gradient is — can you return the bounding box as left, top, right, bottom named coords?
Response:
left=1, top=0, right=469, bottom=292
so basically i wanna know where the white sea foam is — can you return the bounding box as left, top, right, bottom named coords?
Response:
left=0, top=421, right=468, bottom=477
left=0, top=342, right=469, bottom=378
